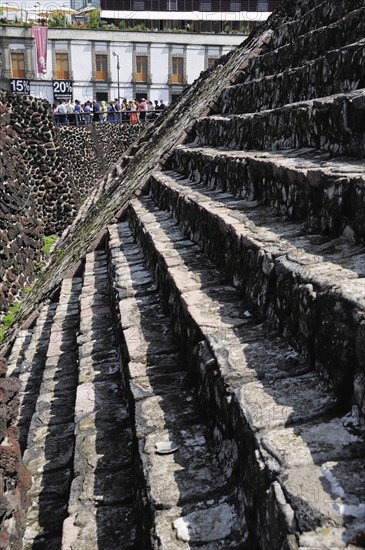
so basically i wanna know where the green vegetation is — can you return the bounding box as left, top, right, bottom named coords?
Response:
left=0, top=303, right=20, bottom=342
left=0, top=14, right=244, bottom=33
left=48, top=13, right=67, bottom=28
left=43, top=234, right=59, bottom=255
left=88, top=8, right=101, bottom=29
left=0, top=237, right=60, bottom=342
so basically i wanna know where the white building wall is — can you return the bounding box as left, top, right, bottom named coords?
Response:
left=1, top=26, right=245, bottom=105
left=150, top=44, right=169, bottom=86
left=71, top=41, right=93, bottom=82
left=118, top=43, right=133, bottom=84
left=186, top=45, right=205, bottom=83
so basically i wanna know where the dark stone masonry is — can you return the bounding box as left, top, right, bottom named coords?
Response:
left=0, top=0, right=365, bottom=548
left=57, top=122, right=143, bottom=199
left=0, top=93, right=142, bottom=312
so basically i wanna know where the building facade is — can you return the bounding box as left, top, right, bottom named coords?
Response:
left=101, top=0, right=280, bottom=33
left=0, top=26, right=249, bottom=104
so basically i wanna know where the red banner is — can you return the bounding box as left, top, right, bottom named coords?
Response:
left=32, top=26, right=48, bottom=75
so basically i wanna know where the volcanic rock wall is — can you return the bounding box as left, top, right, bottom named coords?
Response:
left=0, top=91, right=80, bottom=311
left=57, top=122, right=143, bottom=198
left=0, top=92, right=143, bottom=312
left=0, top=97, right=43, bottom=312
left=4, top=93, right=79, bottom=235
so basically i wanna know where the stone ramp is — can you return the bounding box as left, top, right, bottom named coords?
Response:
left=194, top=89, right=365, bottom=157
left=108, top=223, right=249, bottom=548
left=21, top=278, right=81, bottom=549
left=61, top=250, right=136, bottom=549
left=167, top=145, right=365, bottom=243
left=147, top=167, right=365, bottom=411
left=122, top=192, right=365, bottom=548
left=5, top=259, right=138, bottom=549
left=222, top=8, right=365, bottom=113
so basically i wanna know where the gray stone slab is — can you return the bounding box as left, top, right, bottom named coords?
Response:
left=154, top=500, right=247, bottom=549
left=67, top=469, right=134, bottom=508
left=235, top=373, right=336, bottom=430
left=135, top=394, right=200, bottom=436
left=123, top=324, right=179, bottom=362
left=62, top=505, right=136, bottom=550
left=73, top=412, right=133, bottom=473
left=142, top=427, right=228, bottom=508
left=261, top=418, right=365, bottom=467
left=22, top=499, right=67, bottom=545
left=24, top=423, right=75, bottom=472
left=32, top=390, right=76, bottom=426
left=130, top=371, right=186, bottom=400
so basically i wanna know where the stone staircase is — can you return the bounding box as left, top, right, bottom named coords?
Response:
left=2, top=0, right=365, bottom=548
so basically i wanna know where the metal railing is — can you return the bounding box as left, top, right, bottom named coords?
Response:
left=53, top=110, right=162, bottom=126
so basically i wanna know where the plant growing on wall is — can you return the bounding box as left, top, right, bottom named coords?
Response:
left=48, top=13, right=67, bottom=27
left=0, top=303, right=20, bottom=342
left=88, top=8, right=101, bottom=29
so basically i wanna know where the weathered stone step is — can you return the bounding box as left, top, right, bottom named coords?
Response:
left=148, top=170, right=365, bottom=414
left=125, top=196, right=365, bottom=549
left=234, top=7, right=365, bottom=92
left=108, top=223, right=249, bottom=548
left=5, top=303, right=58, bottom=450
left=167, top=144, right=365, bottom=243
left=22, top=277, right=82, bottom=550
left=269, top=0, right=364, bottom=53
left=222, top=40, right=365, bottom=115
left=193, top=89, right=365, bottom=158
left=62, top=250, right=136, bottom=550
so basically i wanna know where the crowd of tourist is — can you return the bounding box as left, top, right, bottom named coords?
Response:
left=53, top=97, right=167, bottom=125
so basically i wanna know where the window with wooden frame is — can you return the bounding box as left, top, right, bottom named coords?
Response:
left=95, top=54, right=107, bottom=80
left=207, top=57, right=217, bottom=69
left=171, top=56, right=183, bottom=84
left=136, top=55, right=147, bottom=82
left=55, top=52, right=69, bottom=79
left=11, top=52, right=25, bottom=78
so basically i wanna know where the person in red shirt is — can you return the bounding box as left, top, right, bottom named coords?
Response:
left=138, top=98, right=147, bottom=123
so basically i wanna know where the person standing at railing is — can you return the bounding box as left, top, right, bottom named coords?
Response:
left=100, top=100, right=108, bottom=123
left=107, top=101, right=116, bottom=123
left=57, top=100, right=68, bottom=125
left=114, top=98, right=121, bottom=123
left=93, top=100, right=100, bottom=122
left=129, top=100, right=138, bottom=124
left=74, top=99, right=83, bottom=124
left=147, top=100, right=157, bottom=120
left=138, top=98, right=147, bottom=123
left=122, top=99, right=129, bottom=124
left=67, top=101, right=76, bottom=125
left=83, top=101, right=92, bottom=124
